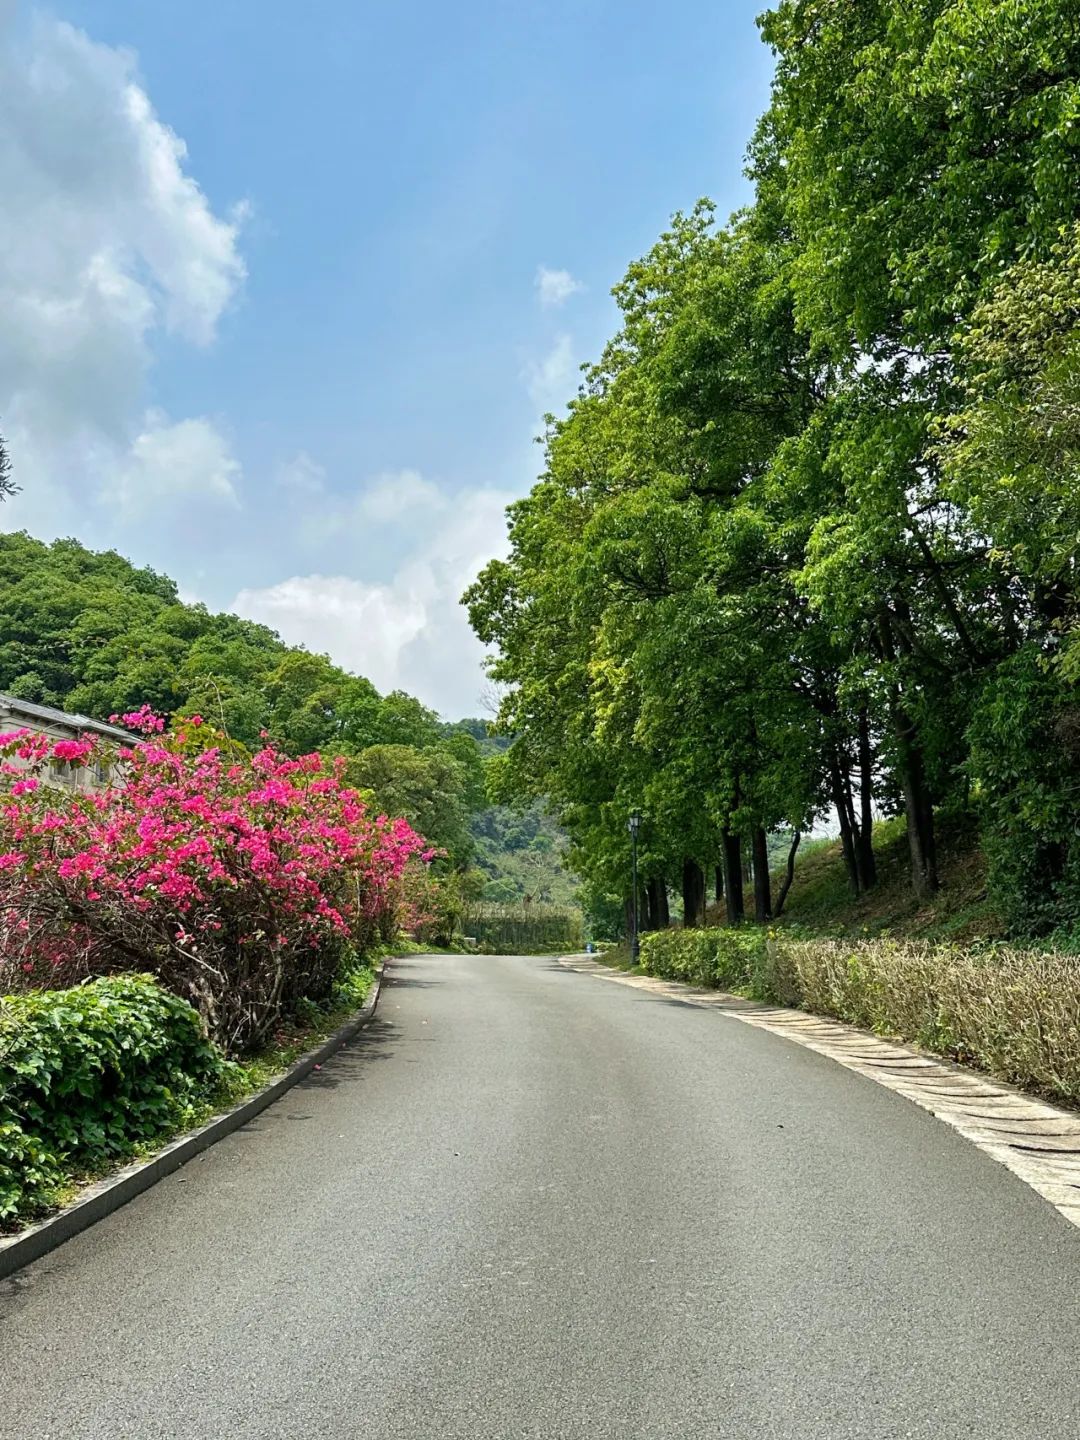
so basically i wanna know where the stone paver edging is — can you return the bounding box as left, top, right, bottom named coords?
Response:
left=0, top=967, right=385, bottom=1283
left=560, top=954, right=1080, bottom=1232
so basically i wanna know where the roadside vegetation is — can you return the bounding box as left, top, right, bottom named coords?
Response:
left=0, top=711, right=415, bottom=1228
left=465, top=0, right=1080, bottom=957
left=0, top=704, right=571, bottom=1226
left=0, top=964, right=380, bottom=1229
left=632, top=928, right=1080, bottom=1112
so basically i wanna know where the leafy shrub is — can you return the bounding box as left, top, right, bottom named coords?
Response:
left=643, top=929, right=1080, bottom=1105
left=0, top=712, right=429, bottom=1051
left=764, top=938, right=1080, bottom=1105
left=0, top=975, right=229, bottom=1225
left=967, top=648, right=1080, bottom=937
left=640, top=926, right=769, bottom=993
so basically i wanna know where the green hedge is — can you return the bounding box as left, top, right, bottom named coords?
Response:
left=640, top=926, right=770, bottom=992
left=764, top=938, right=1080, bottom=1105
left=1, top=975, right=229, bottom=1226
left=463, top=904, right=583, bottom=954
left=640, top=926, right=1080, bottom=1108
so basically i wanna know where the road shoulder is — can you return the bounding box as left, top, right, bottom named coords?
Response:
left=560, top=954, right=1080, bottom=1231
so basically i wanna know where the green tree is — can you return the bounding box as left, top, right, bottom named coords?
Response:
left=0, top=430, right=15, bottom=501
left=348, top=744, right=475, bottom=869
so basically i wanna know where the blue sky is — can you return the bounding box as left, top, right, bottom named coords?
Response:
left=0, top=0, right=775, bottom=715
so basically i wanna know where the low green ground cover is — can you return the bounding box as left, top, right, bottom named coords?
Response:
left=1, top=961, right=377, bottom=1230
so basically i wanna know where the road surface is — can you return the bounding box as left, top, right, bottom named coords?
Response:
left=3, top=952, right=1080, bottom=1438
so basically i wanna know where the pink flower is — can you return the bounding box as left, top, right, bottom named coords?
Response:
left=0, top=714, right=429, bottom=1043
left=52, top=739, right=93, bottom=763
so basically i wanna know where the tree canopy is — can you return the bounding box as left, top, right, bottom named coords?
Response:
left=467, top=0, right=1080, bottom=941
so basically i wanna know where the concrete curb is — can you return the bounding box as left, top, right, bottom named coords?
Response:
left=0, top=965, right=387, bottom=1282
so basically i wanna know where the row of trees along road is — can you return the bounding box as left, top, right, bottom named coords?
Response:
left=466, top=0, right=1080, bottom=941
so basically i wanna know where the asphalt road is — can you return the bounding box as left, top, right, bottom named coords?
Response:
left=4, top=953, right=1080, bottom=1438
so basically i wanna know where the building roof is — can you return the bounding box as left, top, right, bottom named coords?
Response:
left=0, top=693, right=138, bottom=744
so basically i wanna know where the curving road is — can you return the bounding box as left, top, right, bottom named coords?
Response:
left=4, top=952, right=1080, bottom=1438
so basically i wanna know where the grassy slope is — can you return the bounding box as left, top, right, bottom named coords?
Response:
left=763, top=812, right=1000, bottom=942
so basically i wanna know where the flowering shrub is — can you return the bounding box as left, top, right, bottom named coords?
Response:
left=0, top=714, right=430, bottom=1051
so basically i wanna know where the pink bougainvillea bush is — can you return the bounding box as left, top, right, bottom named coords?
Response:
left=0, top=712, right=431, bottom=1051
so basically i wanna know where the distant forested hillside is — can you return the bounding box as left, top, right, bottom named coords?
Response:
left=451, top=717, right=579, bottom=904
left=0, top=532, right=435, bottom=753
left=0, top=532, right=581, bottom=910
left=470, top=799, right=578, bottom=906
left=0, top=533, right=487, bottom=864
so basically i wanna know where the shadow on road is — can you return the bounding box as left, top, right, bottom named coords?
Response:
left=225, top=1017, right=400, bottom=1140
left=298, top=1016, right=399, bottom=1090
left=383, top=973, right=444, bottom=990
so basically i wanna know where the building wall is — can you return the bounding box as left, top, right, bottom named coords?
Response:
left=0, top=709, right=124, bottom=794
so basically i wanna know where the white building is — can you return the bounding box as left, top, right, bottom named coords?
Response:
left=0, top=694, right=137, bottom=792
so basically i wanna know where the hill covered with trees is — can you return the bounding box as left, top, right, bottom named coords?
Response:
left=466, top=0, right=1080, bottom=946
left=0, top=530, right=580, bottom=914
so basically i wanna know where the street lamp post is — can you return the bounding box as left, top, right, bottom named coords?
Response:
left=628, top=810, right=642, bottom=966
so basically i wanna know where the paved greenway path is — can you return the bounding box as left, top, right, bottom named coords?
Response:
left=4, top=954, right=1080, bottom=1439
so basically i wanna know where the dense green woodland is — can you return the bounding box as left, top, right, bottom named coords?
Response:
left=466, top=0, right=1080, bottom=944
left=0, top=530, right=570, bottom=906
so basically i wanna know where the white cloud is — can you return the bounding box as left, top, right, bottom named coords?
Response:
left=102, top=412, right=241, bottom=517
left=233, top=483, right=514, bottom=716
left=291, top=467, right=448, bottom=552
left=276, top=452, right=327, bottom=494
left=233, top=574, right=429, bottom=695
left=523, top=332, right=578, bottom=410
left=0, top=13, right=246, bottom=534
left=535, top=265, right=583, bottom=308
left=356, top=469, right=445, bottom=523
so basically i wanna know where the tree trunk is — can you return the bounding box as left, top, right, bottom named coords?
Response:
left=751, top=826, right=772, bottom=923
left=715, top=866, right=724, bottom=904
left=878, top=609, right=939, bottom=898
left=773, top=832, right=801, bottom=918
left=840, top=747, right=866, bottom=887
left=721, top=829, right=745, bottom=925
left=681, top=858, right=706, bottom=928
left=828, top=746, right=861, bottom=895
left=646, top=877, right=668, bottom=931
left=856, top=705, right=878, bottom=890
left=896, top=714, right=939, bottom=898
